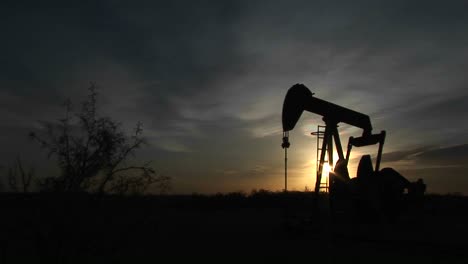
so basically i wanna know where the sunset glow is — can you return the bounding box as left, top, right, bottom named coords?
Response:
left=0, top=1, right=467, bottom=195
left=322, top=163, right=332, bottom=177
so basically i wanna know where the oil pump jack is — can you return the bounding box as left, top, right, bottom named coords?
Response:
left=281, top=84, right=425, bottom=219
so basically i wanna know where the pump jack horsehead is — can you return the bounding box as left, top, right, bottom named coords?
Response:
left=281, top=84, right=426, bottom=220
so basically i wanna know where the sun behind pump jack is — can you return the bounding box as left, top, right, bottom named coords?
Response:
left=281, top=84, right=426, bottom=220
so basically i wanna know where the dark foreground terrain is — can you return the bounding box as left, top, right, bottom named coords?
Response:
left=1, top=192, right=467, bottom=263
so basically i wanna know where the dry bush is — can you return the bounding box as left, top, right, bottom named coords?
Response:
left=30, top=84, right=170, bottom=195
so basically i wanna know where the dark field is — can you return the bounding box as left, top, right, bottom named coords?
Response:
left=1, top=192, right=467, bottom=263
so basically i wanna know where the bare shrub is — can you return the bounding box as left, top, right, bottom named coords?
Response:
left=30, top=84, right=170, bottom=195
left=6, top=157, right=34, bottom=193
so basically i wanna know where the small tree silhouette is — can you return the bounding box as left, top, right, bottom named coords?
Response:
left=30, top=84, right=170, bottom=194
left=6, top=157, right=34, bottom=193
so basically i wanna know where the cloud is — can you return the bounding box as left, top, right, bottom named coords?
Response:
left=413, top=144, right=468, bottom=167
left=156, top=140, right=192, bottom=153
left=372, top=144, right=468, bottom=180
left=381, top=146, right=434, bottom=163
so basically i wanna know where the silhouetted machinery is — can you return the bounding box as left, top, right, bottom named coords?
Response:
left=281, top=84, right=425, bottom=220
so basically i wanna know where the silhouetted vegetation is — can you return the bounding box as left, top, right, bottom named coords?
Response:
left=29, top=84, right=170, bottom=195
left=5, top=157, right=35, bottom=193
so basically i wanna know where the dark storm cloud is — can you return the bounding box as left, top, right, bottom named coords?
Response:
left=1, top=0, right=468, bottom=193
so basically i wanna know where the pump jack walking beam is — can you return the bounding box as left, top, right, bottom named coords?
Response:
left=282, top=84, right=373, bottom=136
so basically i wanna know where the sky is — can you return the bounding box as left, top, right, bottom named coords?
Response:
left=1, top=0, right=467, bottom=194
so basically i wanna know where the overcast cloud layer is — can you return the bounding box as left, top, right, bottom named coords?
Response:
left=1, top=0, right=468, bottom=194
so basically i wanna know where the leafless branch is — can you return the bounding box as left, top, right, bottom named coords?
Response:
left=30, top=84, right=170, bottom=195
